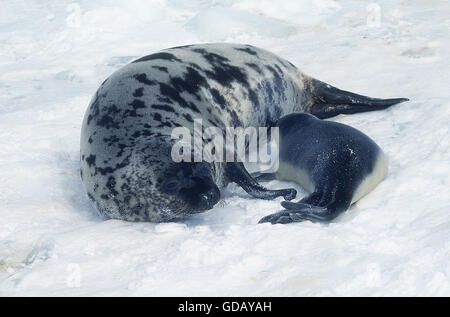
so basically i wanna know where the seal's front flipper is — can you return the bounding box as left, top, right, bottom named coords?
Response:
left=250, top=172, right=277, bottom=182
left=258, top=210, right=300, bottom=224
left=226, top=162, right=296, bottom=200
left=306, top=77, right=409, bottom=119
left=280, top=202, right=335, bottom=223
left=278, top=190, right=351, bottom=223
left=259, top=190, right=351, bottom=224
left=259, top=203, right=331, bottom=224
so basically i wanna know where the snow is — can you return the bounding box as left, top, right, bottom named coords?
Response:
left=1, top=0, right=449, bottom=296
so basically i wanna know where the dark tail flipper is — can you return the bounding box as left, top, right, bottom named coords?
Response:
left=305, top=77, right=409, bottom=119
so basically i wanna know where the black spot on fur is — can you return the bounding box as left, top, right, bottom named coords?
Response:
left=189, top=63, right=203, bottom=71
left=85, top=154, right=96, bottom=167
left=159, top=83, right=186, bottom=107
left=152, top=66, right=168, bottom=72
left=151, top=104, right=177, bottom=114
left=184, top=67, right=209, bottom=89
left=130, top=99, right=146, bottom=109
left=154, top=113, right=162, bottom=122
left=133, top=88, right=144, bottom=97
left=266, top=65, right=285, bottom=96
left=187, top=102, right=200, bottom=113
left=106, top=104, right=121, bottom=116
left=245, top=62, right=262, bottom=74
left=134, top=73, right=155, bottom=86
left=210, top=88, right=226, bottom=109
left=234, top=47, right=258, bottom=56
left=169, top=67, right=209, bottom=101
left=105, top=176, right=119, bottom=196
left=142, top=130, right=154, bottom=137
left=157, top=96, right=173, bottom=104
left=274, top=64, right=283, bottom=74
left=103, top=135, right=119, bottom=146
left=192, top=49, right=250, bottom=89
left=120, top=182, right=131, bottom=192
left=158, top=121, right=172, bottom=128
left=183, top=113, right=194, bottom=122
left=209, top=115, right=224, bottom=127
left=96, top=155, right=130, bottom=175
left=229, top=110, right=241, bottom=126
left=131, top=131, right=141, bottom=138
left=116, top=143, right=128, bottom=157
left=97, top=114, right=120, bottom=129
left=193, top=49, right=229, bottom=63
left=159, top=83, right=201, bottom=113
left=132, top=52, right=182, bottom=63
left=248, top=90, right=260, bottom=109
left=124, top=99, right=146, bottom=117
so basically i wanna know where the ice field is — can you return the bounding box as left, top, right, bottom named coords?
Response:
left=0, top=0, right=449, bottom=296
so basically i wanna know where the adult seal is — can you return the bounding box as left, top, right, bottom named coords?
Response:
left=80, top=43, right=407, bottom=222
left=258, top=113, right=388, bottom=224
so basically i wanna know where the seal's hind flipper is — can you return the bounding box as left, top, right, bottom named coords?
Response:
left=305, top=77, right=409, bottom=119
left=226, top=163, right=296, bottom=201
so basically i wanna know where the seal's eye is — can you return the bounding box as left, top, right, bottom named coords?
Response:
left=162, top=179, right=180, bottom=194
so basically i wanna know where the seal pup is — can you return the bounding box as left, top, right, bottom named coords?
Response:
left=80, top=43, right=407, bottom=222
left=258, top=113, right=388, bottom=224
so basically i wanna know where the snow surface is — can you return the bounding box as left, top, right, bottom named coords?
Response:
left=1, top=0, right=449, bottom=296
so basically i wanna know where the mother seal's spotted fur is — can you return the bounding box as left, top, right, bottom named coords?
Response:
left=80, top=43, right=407, bottom=222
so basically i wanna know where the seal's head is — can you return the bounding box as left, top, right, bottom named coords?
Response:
left=159, top=161, right=220, bottom=211
left=126, top=138, right=221, bottom=221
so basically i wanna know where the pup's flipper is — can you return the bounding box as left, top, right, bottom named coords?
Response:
left=226, top=162, right=296, bottom=200
left=259, top=190, right=351, bottom=224
left=249, top=172, right=277, bottom=182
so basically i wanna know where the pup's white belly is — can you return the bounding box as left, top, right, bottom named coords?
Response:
left=276, top=162, right=315, bottom=193
left=351, top=151, right=388, bottom=204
